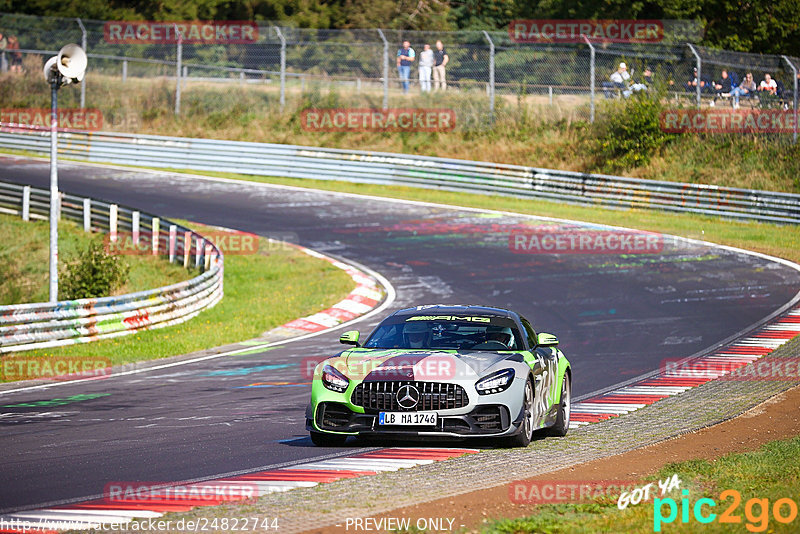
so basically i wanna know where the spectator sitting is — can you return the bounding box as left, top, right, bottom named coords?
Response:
left=602, top=62, right=630, bottom=98
left=418, top=43, right=434, bottom=93
left=622, top=66, right=649, bottom=98
left=642, top=66, right=653, bottom=85
left=758, top=73, right=777, bottom=95
left=711, top=70, right=733, bottom=106
left=730, top=72, right=757, bottom=109
left=686, top=67, right=712, bottom=93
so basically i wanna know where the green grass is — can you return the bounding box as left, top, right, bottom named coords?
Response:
left=6, top=231, right=355, bottom=371
left=0, top=213, right=190, bottom=305
left=483, top=436, right=800, bottom=533
left=167, top=169, right=800, bottom=266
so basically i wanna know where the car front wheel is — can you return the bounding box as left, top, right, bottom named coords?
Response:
left=506, top=376, right=535, bottom=447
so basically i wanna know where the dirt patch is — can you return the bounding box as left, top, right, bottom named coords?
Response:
left=305, top=383, right=800, bottom=533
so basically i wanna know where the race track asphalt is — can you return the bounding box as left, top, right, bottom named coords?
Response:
left=2, top=157, right=798, bottom=512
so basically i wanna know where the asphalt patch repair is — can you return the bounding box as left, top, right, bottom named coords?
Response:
left=305, top=383, right=800, bottom=533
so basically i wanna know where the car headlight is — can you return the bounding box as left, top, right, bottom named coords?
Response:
left=321, top=364, right=350, bottom=392
left=476, top=368, right=515, bottom=395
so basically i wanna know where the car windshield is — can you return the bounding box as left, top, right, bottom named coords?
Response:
left=363, top=314, right=523, bottom=351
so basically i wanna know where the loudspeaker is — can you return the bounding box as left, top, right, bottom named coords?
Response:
left=43, top=43, right=87, bottom=85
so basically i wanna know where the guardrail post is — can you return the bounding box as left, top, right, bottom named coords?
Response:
left=687, top=44, right=701, bottom=109
left=204, top=244, right=212, bottom=271
left=175, top=24, right=182, bottom=115
left=109, top=204, right=118, bottom=242
left=152, top=217, right=160, bottom=256
left=782, top=56, right=798, bottom=145
left=195, top=237, right=203, bottom=268
left=482, top=31, right=495, bottom=119
left=274, top=27, right=287, bottom=111
left=76, top=18, right=87, bottom=108
left=581, top=35, right=595, bottom=123
left=22, top=186, right=30, bottom=221
left=132, top=211, right=140, bottom=244
left=169, top=224, right=177, bottom=263
left=183, top=231, right=191, bottom=268
left=377, top=29, right=389, bottom=110
left=83, top=198, right=91, bottom=231
left=122, top=59, right=127, bottom=83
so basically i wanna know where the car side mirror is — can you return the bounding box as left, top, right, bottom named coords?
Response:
left=339, top=330, right=360, bottom=346
left=537, top=332, right=558, bottom=347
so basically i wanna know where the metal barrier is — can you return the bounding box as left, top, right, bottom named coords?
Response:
left=1, top=127, right=798, bottom=224
left=0, top=180, right=223, bottom=353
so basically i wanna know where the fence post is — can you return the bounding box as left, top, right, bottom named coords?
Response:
left=482, top=31, right=495, bottom=118
left=274, top=27, right=286, bottom=111
left=175, top=24, right=182, bottom=115
left=687, top=43, right=701, bottom=109
left=122, top=59, right=127, bottom=83
left=195, top=237, right=203, bottom=268
left=0, top=51, right=7, bottom=73
left=183, top=231, right=191, bottom=268
left=377, top=29, right=389, bottom=110
left=22, top=186, right=30, bottom=221
left=83, top=198, right=91, bottom=231
left=152, top=217, right=160, bottom=256
left=581, top=35, right=595, bottom=123
left=782, top=56, right=798, bottom=145
left=76, top=18, right=87, bottom=108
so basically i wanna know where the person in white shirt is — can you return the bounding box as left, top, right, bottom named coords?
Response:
left=418, top=43, right=434, bottom=93
left=758, top=73, right=777, bottom=95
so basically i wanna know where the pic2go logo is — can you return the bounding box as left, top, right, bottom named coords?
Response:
left=654, top=489, right=799, bottom=532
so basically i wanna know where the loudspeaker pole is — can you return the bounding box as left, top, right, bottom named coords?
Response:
left=49, top=77, right=59, bottom=302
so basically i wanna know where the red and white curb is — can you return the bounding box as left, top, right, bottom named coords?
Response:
left=279, top=248, right=384, bottom=333
left=569, top=307, right=800, bottom=428
left=0, top=449, right=477, bottom=532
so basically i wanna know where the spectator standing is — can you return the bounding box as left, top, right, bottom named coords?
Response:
left=759, top=73, right=777, bottom=95
left=7, top=35, right=21, bottom=73
left=730, top=72, right=757, bottom=109
left=433, top=40, right=449, bottom=91
left=418, top=43, right=434, bottom=92
left=396, top=40, right=415, bottom=94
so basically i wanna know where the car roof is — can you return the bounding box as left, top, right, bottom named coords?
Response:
left=390, top=304, right=520, bottom=321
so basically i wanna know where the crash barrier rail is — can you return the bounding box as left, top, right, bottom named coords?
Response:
left=1, top=127, right=799, bottom=224
left=0, top=179, right=223, bottom=353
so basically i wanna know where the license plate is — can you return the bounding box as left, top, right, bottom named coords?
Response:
left=378, top=412, right=437, bottom=426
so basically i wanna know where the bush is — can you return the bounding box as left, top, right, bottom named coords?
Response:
left=589, top=94, right=675, bottom=172
left=60, top=241, right=130, bottom=300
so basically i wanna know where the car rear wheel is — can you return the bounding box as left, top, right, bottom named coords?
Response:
left=310, top=431, right=348, bottom=447
left=546, top=373, right=571, bottom=437
left=506, top=376, right=534, bottom=447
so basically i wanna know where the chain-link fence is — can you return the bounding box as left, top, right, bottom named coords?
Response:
left=1, top=12, right=797, bottom=141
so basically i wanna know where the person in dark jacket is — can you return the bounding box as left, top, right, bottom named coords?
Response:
left=711, top=70, right=733, bottom=106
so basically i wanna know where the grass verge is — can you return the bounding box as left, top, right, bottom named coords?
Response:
left=1, top=224, right=355, bottom=377
left=484, top=435, right=800, bottom=533
left=0, top=213, right=190, bottom=305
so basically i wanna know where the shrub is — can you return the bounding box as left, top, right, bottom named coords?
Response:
left=60, top=241, right=130, bottom=300
left=589, top=94, right=675, bottom=172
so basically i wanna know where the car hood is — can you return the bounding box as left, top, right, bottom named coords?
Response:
left=340, top=349, right=521, bottom=381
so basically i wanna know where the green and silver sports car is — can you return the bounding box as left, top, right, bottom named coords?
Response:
left=306, top=304, right=571, bottom=447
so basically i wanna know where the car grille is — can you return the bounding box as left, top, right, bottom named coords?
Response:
left=351, top=381, right=469, bottom=412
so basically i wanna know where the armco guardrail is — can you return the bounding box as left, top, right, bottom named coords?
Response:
left=1, top=128, right=799, bottom=224
left=0, top=180, right=223, bottom=353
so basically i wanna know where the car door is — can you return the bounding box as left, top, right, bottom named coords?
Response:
left=520, top=316, right=559, bottom=419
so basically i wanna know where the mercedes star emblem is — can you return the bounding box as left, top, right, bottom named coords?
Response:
left=396, top=384, right=420, bottom=409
